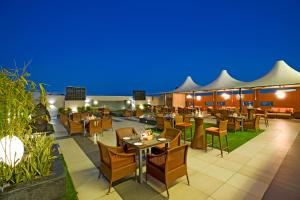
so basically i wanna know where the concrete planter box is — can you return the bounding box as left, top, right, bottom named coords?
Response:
left=0, top=145, right=66, bottom=200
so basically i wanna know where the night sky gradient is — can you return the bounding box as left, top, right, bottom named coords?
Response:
left=1, top=0, right=300, bottom=95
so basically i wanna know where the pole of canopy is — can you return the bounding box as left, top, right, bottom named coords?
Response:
left=213, top=91, right=216, bottom=109
left=239, top=88, right=243, bottom=113
left=164, top=93, right=167, bottom=106
left=192, top=91, right=195, bottom=108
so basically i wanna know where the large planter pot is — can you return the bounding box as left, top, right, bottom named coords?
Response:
left=0, top=145, right=66, bottom=200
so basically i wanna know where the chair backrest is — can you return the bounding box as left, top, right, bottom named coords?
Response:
left=255, top=116, right=260, bottom=129
left=163, top=119, right=173, bottom=129
left=115, top=127, right=137, bottom=146
left=219, top=120, right=228, bottom=134
left=160, top=128, right=182, bottom=148
left=97, top=141, right=111, bottom=167
left=183, top=115, right=191, bottom=123
left=175, top=115, right=183, bottom=124
left=156, top=116, right=164, bottom=130
left=81, top=112, right=89, bottom=120
left=165, top=144, right=188, bottom=172
left=72, top=113, right=81, bottom=121
left=89, top=119, right=101, bottom=128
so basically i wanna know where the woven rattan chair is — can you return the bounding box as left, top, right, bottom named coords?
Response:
left=227, top=116, right=240, bottom=132
left=97, top=141, right=136, bottom=194
left=80, top=112, right=89, bottom=120
left=205, top=120, right=229, bottom=157
left=87, top=119, right=102, bottom=136
left=72, top=113, right=81, bottom=121
left=102, top=116, right=112, bottom=130
left=115, top=127, right=138, bottom=153
left=244, top=116, right=260, bottom=131
left=146, top=144, right=189, bottom=198
left=163, top=119, right=173, bottom=129
left=152, top=128, right=181, bottom=154
left=67, top=119, right=83, bottom=135
left=156, top=116, right=164, bottom=130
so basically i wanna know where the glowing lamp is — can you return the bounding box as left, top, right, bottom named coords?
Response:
left=71, top=107, right=77, bottom=112
left=48, top=99, right=55, bottom=105
left=186, top=94, right=192, bottom=99
left=221, top=93, right=230, bottom=100
left=0, top=135, right=24, bottom=167
left=127, top=100, right=131, bottom=104
left=84, top=99, right=90, bottom=103
left=275, top=90, right=286, bottom=99
left=196, top=96, right=201, bottom=101
left=139, top=104, right=144, bottom=110
left=93, top=100, right=98, bottom=105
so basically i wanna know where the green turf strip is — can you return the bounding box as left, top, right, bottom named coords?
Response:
left=60, top=155, right=78, bottom=200
left=151, top=122, right=264, bottom=152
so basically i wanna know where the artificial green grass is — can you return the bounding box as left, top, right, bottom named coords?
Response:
left=151, top=122, right=264, bottom=152
left=60, top=155, right=78, bottom=200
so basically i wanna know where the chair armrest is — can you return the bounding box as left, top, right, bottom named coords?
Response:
left=108, top=146, right=125, bottom=153
left=147, top=152, right=166, bottom=159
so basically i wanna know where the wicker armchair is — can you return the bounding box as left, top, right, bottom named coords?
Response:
left=227, top=116, right=240, bottom=132
left=135, top=109, right=143, bottom=117
left=72, top=113, right=81, bottom=121
left=152, top=128, right=181, bottom=154
left=146, top=145, right=189, bottom=198
left=102, top=117, right=112, bottom=130
left=59, top=114, right=69, bottom=128
left=156, top=116, right=164, bottom=130
left=87, top=119, right=102, bottom=136
left=122, top=109, right=132, bottom=117
left=97, top=141, right=136, bottom=194
left=67, top=119, right=83, bottom=135
left=163, top=119, right=173, bottom=129
left=80, top=112, right=89, bottom=120
left=244, top=116, right=260, bottom=131
left=116, top=127, right=138, bottom=153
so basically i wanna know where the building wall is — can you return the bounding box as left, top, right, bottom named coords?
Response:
left=172, top=93, right=186, bottom=108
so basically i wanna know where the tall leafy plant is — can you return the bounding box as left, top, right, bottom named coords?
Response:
left=0, top=66, right=55, bottom=188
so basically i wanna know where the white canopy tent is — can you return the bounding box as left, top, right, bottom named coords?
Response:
left=237, top=60, right=300, bottom=89
left=172, top=76, right=202, bottom=93
left=200, top=70, right=246, bottom=91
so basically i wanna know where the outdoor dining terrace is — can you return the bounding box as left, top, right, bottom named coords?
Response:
left=54, top=105, right=300, bottom=200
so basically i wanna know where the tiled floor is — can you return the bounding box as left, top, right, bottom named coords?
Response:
left=54, top=117, right=300, bottom=200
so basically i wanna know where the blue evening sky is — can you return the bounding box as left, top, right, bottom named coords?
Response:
left=1, top=0, right=300, bottom=95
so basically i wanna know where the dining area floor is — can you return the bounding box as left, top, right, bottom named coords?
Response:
left=53, top=116, right=300, bottom=200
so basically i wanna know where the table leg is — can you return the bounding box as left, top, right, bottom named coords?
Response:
left=184, top=127, right=186, bottom=144
left=83, top=121, right=87, bottom=136
left=138, top=149, right=143, bottom=183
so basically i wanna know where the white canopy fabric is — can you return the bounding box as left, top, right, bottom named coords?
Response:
left=238, top=60, right=300, bottom=89
left=173, top=76, right=202, bottom=93
left=200, top=70, right=246, bottom=91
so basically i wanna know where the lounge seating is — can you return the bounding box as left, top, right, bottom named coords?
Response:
left=67, top=119, right=83, bottom=135
left=227, top=116, right=241, bottom=132
left=97, top=141, right=136, bottom=194
left=102, top=116, right=112, bottom=130
left=156, top=116, right=164, bottom=130
left=135, top=109, right=143, bottom=117
left=244, top=116, right=260, bottom=131
left=267, top=107, right=294, bottom=119
left=146, top=144, right=189, bottom=198
left=115, top=127, right=138, bottom=153
left=205, top=120, right=229, bottom=157
left=163, top=119, right=173, bottom=129
left=72, top=113, right=81, bottom=121
left=152, top=128, right=181, bottom=154
left=59, top=114, right=69, bottom=128
left=87, top=119, right=102, bottom=136
left=122, top=109, right=132, bottom=117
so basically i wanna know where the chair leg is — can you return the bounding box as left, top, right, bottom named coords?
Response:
left=107, top=181, right=112, bottom=195
left=165, top=185, right=169, bottom=199
left=186, top=173, right=190, bottom=185
left=218, top=135, right=223, bottom=157
left=205, top=133, right=208, bottom=152
left=225, top=135, right=229, bottom=154
left=211, top=134, right=214, bottom=150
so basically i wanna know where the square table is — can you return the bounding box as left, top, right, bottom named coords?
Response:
left=122, top=136, right=170, bottom=183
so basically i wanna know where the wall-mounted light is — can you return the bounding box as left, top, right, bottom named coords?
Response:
left=126, top=100, right=131, bottom=104
left=196, top=96, right=201, bottom=101
left=147, top=99, right=151, bottom=104
left=221, top=93, right=230, bottom=100
left=0, top=135, right=24, bottom=167
left=275, top=90, right=286, bottom=99
left=72, top=107, right=77, bottom=112
left=85, top=99, right=90, bottom=103
left=93, top=100, right=98, bottom=105
left=84, top=103, right=90, bottom=107
left=186, top=94, right=192, bottom=99
left=236, top=94, right=244, bottom=100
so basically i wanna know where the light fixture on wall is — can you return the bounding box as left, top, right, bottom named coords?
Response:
left=85, top=99, right=90, bottom=103
left=221, top=93, right=230, bottom=100
left=71, top=107, right=77, bottom=112
left=275, top=90, right=286, bottom=99
left=196, top=96, right=201, bottom=101
left=139, top=104, right=144, bottom=110
left=126, top=100, right=131, bottom=104
left=93, top=100, right=98, bottom=105
left=236, top=94, right=244, bottom=100
left=186, top=94, right=192, bottom=99
left=48, top=99, right=55, bottom=105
